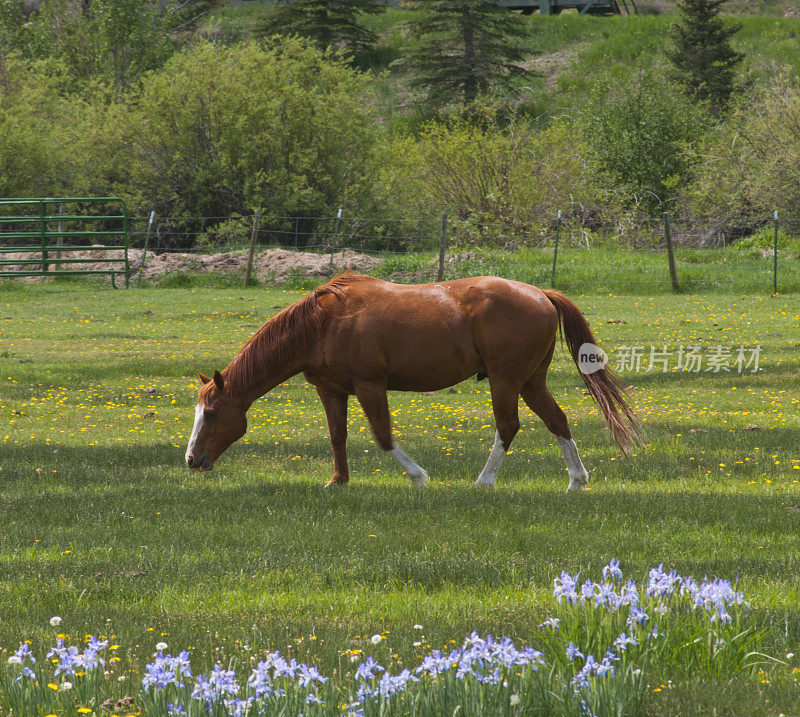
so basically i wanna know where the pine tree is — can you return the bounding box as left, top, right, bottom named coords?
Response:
left=666, top=0, right=744, bottom=115
left=256, top=0, right=383, bottom=58
left=398, top=1, right=532, bottom=107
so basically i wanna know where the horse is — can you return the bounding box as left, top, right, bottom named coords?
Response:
left=185, top=273, right=638, bottom=491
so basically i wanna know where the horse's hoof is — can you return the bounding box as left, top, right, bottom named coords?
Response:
left=567, top=481, right=588, bottom=492
left=324, top=478, right=348, bottom=488
left=411, top=471, right=430, bottom=488
left=474, top=477, right=496, bottom=487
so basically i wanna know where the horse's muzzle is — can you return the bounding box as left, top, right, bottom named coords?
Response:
left=186, top=453, right=213, bottom=472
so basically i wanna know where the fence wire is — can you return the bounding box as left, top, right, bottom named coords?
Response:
left=2, top=206, right=800, bottom=292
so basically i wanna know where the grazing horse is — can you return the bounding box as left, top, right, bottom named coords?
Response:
left=186, top=274, right=638, bottom=491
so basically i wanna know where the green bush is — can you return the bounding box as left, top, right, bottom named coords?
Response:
left=381, top=104, right=604, bottom=246
left=122, top=39, right=382, bottom=228
left=582, top=73, right=709, bottom=213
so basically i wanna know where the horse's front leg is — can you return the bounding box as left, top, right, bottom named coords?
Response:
left=316, top=387, right=350, bottom=487
left=354, top=381, right=429, bottom=487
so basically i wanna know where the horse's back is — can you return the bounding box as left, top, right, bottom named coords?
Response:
left=312, top=275, right=559, bottom=392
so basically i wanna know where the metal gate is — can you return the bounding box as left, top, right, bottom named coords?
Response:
left=0, top=197, right=130, bottom=287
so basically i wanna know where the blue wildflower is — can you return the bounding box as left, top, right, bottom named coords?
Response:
left=553, top=571, right=580, bottom=604
left=566, top=642, right=584, bottom=661
left=355, top=656, right=385, bottom=681
left=602, top=558, right=623, bottom=581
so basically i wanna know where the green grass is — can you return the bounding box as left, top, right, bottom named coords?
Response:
left=1, top=280, right=800, bottom=713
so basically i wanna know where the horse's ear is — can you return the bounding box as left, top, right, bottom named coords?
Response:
left=197, top=371, right=211, bottom=384
left=213, top=370, right=225, bottom=391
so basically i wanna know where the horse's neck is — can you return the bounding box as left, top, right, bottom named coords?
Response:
left=223, top=301, right=322, bottom=404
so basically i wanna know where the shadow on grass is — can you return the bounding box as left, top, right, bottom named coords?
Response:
left=4, top=439, right=800, bottom=588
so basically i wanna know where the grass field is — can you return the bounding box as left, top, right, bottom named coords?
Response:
left=1, top=279, right=800, bottom=714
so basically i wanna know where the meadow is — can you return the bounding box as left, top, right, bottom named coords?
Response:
left=1, top=277, right=799, bottom=714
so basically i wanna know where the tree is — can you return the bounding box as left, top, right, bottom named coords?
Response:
left=584, top=74, right=708, bottom=213
left=397, top=1, right=532, bottom=107
left=1, top=0, right=221, bottom=92
left=666, top=0, right=743, bottom=115
left=256, top=0, right=384, bottom=58
left=123, top=39, right=381, bottom=222
left=381, top=102, right=602, bottom=243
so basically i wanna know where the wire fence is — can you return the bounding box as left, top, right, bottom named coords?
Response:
left=121, top=210, right=800, bottom=293
left=2, top=205, right=800, bottom=292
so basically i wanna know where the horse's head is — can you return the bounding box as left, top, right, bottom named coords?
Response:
left=185, top=370, right=247, bottom=471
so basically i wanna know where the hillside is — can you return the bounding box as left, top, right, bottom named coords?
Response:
left=206, top=4, right=800, bottom=121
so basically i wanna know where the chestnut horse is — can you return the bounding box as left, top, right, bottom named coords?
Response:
left=186, top=274, right=638, bottom=491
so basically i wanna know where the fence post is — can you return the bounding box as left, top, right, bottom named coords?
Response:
left=56, top=203, right=65, bottom=265
left=294, top=216, right=300, bottom=251
left=663, top=212, right=679, bottom=292
left=773, top=210, right=779, bottom=294
left=328, top=208, right=343, bottom=278
left=437, top=213, right=448, bottom=281
left=244, top=209, right=261, bottom=287
left=137, top=211, right=156, bottom=288
left=550, top=209, right=562, bottom=287
left=39, top=199, right=48, bottom=274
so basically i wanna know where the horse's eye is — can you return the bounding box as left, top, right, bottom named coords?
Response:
left=203, top=410, right=217, bottom=421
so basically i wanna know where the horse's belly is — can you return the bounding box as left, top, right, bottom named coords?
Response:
left=385, top=347, right=480, bottom=391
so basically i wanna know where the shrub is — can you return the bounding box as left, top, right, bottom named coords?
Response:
left=121, top=39, right=382, bottom=235
left=381, top=104, right=604, bottom=246
left=582, top=73, right=709, bottom=214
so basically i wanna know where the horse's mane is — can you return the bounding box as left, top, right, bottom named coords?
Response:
left=221, top=273, right=359, bottom=395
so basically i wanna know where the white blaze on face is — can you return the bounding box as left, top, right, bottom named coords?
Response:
left=186, top=403, right=204, bottom=462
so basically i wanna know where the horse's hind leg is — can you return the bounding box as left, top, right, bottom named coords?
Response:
left=354, top=381, right=429, bottom=487
left=475, top=380, right=520, bottom=487
left=521, top=381, right=589, bottom=492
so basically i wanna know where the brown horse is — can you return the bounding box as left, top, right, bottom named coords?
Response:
left=186, top=274, right=638, bottom=491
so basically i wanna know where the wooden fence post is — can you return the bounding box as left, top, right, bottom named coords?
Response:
left=244, top=209, right=261, bottom=287
left=137, top=211, right=156, bottom=288
left=327, top=208, right=342, bottom=278
left=550, top=209, right=562, bottom=287
left=437, top=213, right=448, bottom=281
left=773, top=210, right=779, bottom=294
left=663, top=212, right=679, bottom=292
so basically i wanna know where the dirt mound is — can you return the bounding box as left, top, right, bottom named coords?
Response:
left=0, top=246, right=382, bottom=284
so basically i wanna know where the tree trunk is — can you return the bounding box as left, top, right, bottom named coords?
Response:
left=462, top=6, right=477, bottom=103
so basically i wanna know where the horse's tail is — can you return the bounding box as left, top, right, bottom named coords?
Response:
left=542, top=289, right=640, bottom=455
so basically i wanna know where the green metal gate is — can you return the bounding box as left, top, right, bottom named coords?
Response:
left=0, top=197, right=130, bottom=287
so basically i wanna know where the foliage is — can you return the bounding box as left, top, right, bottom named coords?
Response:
left=255, top=0, right=384, bottom=59
left=122, top=39, right=381, bottom=226
left=382, top=105, right=603, bottom=245
left=666, top=0, right=744, bottom=115
left=0, top=0, right=220, bottom=92
left=687, top=78, right=800, bottom=220
left=0, top=55, right=123, bottom=197
left=583, top=73, right=709, bottom=213
left=395, top=0, right=534, bottom=107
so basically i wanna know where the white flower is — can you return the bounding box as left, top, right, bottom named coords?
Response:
left=510, top=694, right=521, bottom=706
left=50, top=616, right=62, bottom=627
left=370, top=634, right=382, bottom=645
left=413, top=624, right=423, bottom=630
left=349, top=654, right=360, bottom=663
left=7, top=656, right=22, bottom=665
left=787, top=652, right=795, bottom=659
left=117, top=675, right=127, bottom=682
left=59, top=681, right=73, bottom=691
left=155, top=642, right=168, bottom=651
left=413, top=641, right=421, bottom=647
